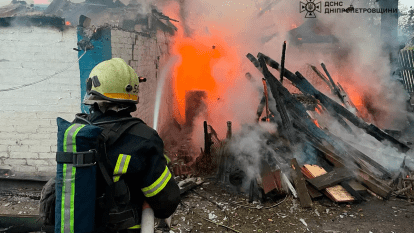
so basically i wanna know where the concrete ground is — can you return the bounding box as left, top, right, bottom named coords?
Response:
left=1, top=180, right=414, bottom=233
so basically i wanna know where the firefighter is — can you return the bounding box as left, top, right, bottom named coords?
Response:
left=83, top=58, right=181, bottom=232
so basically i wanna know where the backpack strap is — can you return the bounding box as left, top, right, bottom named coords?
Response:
left=98, top=118, right=143, bottom=147
left=94, top=119, right=143, bottom=232
left=56, top=150, right=96, bottom=167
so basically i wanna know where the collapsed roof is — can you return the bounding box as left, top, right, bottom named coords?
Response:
left=0, top=0, right=177, bottom=34
left=0, top=0, right=40, bottom=17
left=289, top=19, right=339, bottom=45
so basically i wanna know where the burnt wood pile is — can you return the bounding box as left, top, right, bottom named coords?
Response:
left=196, top=43, right=414, bottom=207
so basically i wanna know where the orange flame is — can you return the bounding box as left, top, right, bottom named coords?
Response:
left=335, top=74, right=371, bottom=120
left=346, top=88, right=363, bottom=108
left=312, top=119, right=321, bottom=128
left=170, top=23, right=240, bottom=125
left=65, top=21, right=71, bottom=26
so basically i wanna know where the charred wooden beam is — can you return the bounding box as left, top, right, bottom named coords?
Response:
left=248, top=53, right=295, bottom=144
left=226, top=121, right=232, bottom=139
left=340, top=181, right=366, bottom=203
left=306, top=184, right=323, bottom=199
left=330, top=111, right=354, bottom=135
left=291, top=159, right=312, bottom=208
left=247, top=53, right=310, bottom=121
left=321, top=63, right=345, bottom=104
left=258, top=52, right=410, bottom=153
left=313, top=144, right=393, bottom=199
left=301, top=164, right=354, bottom=202
left=204, top=121, right=209, bottom=155
left=248, top=53, right=362, bottom=165
left=309, top=64, right=333, bottom=89
left=203, top=121, right=213, bottom=157
left=328, top=133, right=392, bottom=179
left=249, top=178, right=258, bottom=203
left=348, top=180, right=368, bottom=195
left=307, top=167, right=353, bottom=190
left=261, top=78, right=271, bottom=121
left=280, top=41, right=286, bottom=83
left=336, top=82, right=358, bottom=111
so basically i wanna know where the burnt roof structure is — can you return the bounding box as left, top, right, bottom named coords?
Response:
left=0, top=0, right=38, bottom=17
left=289, top=19, right=338, bottom=46
left=0, top=15, right=65, bottom=29
left=0, top=0, right=177, bottom=34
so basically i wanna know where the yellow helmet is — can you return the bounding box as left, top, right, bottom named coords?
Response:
left=86, top=58, right=139, bottom=104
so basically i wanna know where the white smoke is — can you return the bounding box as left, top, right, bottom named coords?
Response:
left=152, top=0, right=412, bottom=175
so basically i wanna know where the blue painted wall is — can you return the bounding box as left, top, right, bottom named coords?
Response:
left=77, top=27, right=112, bottom=113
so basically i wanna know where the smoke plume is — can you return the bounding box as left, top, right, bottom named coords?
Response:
left=153, top=0, right=411, bottom=172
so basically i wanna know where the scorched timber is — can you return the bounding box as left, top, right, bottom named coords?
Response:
left=328, top=133, right=392, bottom=179
left=257, top=52, right=410, bottom=153
left=313, top=144, right=393, bottom=199
left=246, top=53, right=295, bottom=144
left=307, top=167, right=353, bottom=191
left=309, top=64, right=333, bottom=90
left=291, top=158, right=312, bottom=208
left=246, top=53, right=358, bottom=161
left=246, top=51, right=394, bottom=195
left=321, top=62, right=345, bottom=105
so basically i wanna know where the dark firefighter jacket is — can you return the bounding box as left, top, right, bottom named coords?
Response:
left=85, top=106, right=180, bottom=231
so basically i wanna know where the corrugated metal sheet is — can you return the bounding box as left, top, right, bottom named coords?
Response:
left=399, top=50, right=414, bottom=93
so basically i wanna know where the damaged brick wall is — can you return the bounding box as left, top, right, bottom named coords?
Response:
left=0, top=27, right=80, bottom=176
left=110, top=28, right=171, bottom=128
left=0, top=26, right=172, bottom=176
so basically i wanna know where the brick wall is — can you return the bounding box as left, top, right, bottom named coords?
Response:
left=0, top=27, right=80, bottom=176
left=110, top=29, right=171, bottom=128
left=0, top=26, right=172, bottom=176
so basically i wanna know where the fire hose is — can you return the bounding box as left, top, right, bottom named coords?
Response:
left=141, top=201, right=154, bottom=233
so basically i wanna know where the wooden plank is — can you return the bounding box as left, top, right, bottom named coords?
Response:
left=355, top=169, right=392, bottom=199
left=291, top=158, right=312, bottom=208
left=328, top=133, right=392, bottom=179
left=348, top=179, right=368, bottom=195
left=261, top=170, right=284, bottom=194
left=313, top=144, right=393, bottom=199
left=302, top=164, right=354, bottom=202
left=340, top=181, right=365, bottom=203
left=307, top=167, right=353, bottom=190
left=301, top=167, right=324, bottom=199
left=306, top=183, right=323, bottom=199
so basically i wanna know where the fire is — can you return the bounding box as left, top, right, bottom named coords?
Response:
left=346, top=87, right=363, bottom=108
left=333, top=72, right=370, bottom=120
left=65, top=21, right=71, bottom=26
left=291, top=24, right=298, bottom=29
left=313, top=119, right=321, bottom=128
left=170, top=23, right=240, bottom=125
